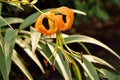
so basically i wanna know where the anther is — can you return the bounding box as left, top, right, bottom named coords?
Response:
left=43, top=59, right=48, bottom=67
left=80, top=51, right=84, bottom=63
left=69, top=62, right=72, bottom=69
left=51, top=64, right=55, bottom=71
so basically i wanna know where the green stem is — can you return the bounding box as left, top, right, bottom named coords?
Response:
left=59, top=32, right=75, bottom=55
left=57, top=31, right=72, bottom=62
left=79, top=42, right=91, bottom=55
left=48, top=32, right=60, bottom=61
left=31, top=4, right=44, bottom=14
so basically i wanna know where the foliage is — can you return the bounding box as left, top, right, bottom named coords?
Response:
left=0, top=0, right=120, bottom=80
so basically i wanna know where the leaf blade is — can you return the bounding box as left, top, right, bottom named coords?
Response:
left=4, top=28, right=18, bottom=76
left=64, top=35, right=120, bottom=59
left=12, top=50, right=33, bottom=80
left=0, top=17, right=24, bottom=27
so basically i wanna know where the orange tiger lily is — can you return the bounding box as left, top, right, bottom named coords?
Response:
left=35, top=6, right=74, bottom=35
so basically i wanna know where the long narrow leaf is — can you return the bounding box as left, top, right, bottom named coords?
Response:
left=37, top=42, right=72, bottom=80
left=12, top=50, right=33, bottom=80
left=19, top=12, right=40, bottom=30
left=70, top=57, right=82, bottom=80
left=74, top=56, right=99, bottom=80
left=47, top=43, right=72, bottom=80
left=16, top=38, right=45, bottom=73
left=0, top=28, right=17, bottom=80
left=98, top=69, right=120, bottom=80
left=0, top=17, right=24, bottom=27
left=4, top=28, right=18, bottom=77
left=19, top=8, right=57, bottom=30
left=0, top=31, right=7, bottom=80
left=30, top=27, right=41, bottom=53
left=84, top=55, right=115, bottom=70
left=64, top=35, right=120, bottom=59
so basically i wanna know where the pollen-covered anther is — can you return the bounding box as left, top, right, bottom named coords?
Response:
left=43, top=59, right=48, bottom=67
left=51, top=64, right=56, bottom=71
left=69, top=62, right=72, bottom=69
left=80, top=51, right=84, bottom=63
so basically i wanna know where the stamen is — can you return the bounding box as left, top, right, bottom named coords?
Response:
left=69, top=62, right=72, bottom=69
left=80, top=52, right=84, bottom=63
left=43, top=59, right=48, bottom=67
left=51, top=64, right=55, bottom=71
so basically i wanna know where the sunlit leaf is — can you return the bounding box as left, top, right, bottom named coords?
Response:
left=72, top=9, right=87, bottom=15
left=16, top=38, right=45, bottom=73
left=64, top=35, right=120, bottom=59
left=47, top=43, right=72, bottom=80
left=6, top=1, right=23, bottom=9
left=12, top=50, right=33, bottom=80
left=37, top=42, right=72, bottom=80
left=31, top=0, right=38, bottom=4
left=0, top=17, right=24, bottom=27
left=30, top=27, right=41, bottom=53
left=74, top=56, right=99, bottom=80
left=84, top=55, right=115, bottom=70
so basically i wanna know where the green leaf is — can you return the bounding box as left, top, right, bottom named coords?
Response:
left=19, top=8, right=57, bottom=30
left=16, top=38, right=45, bottom=73
left=30, top=27, right=41, bottom=53
left=0, top=17, right=24, bottom=27
left=84, top=55, right=115, bottom=70
left=74, top=56, right=99, bottom=80
left=0, top=30, right=7, bottom=80
left=98, top=69, right=120, bottom=80
left=0, top=28, right=18, bottom=80
left=37, top=42, right=72, bottom=80
left=64, top=35, right=120, bottom=59
left=19, top=12, right=40, bottom=30
left=12, top=50, right=33, bottom=80
left=47, top=43, right=72, bottom=80
left=4, top=28, right=18, bottom=76
left=70, top=58, right=82, bottom=80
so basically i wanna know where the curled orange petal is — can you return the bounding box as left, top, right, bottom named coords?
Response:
left=50, top=6, right=74, bottom=31
left=35, top=12, right=57, bottom=35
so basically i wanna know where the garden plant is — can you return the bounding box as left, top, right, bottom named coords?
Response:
left=0, top=0, right=120, bottom=80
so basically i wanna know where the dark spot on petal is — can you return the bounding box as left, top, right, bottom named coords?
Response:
left=62, top=15, right=66, bottom=23
left=42, top=17, right=50, bottom=30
